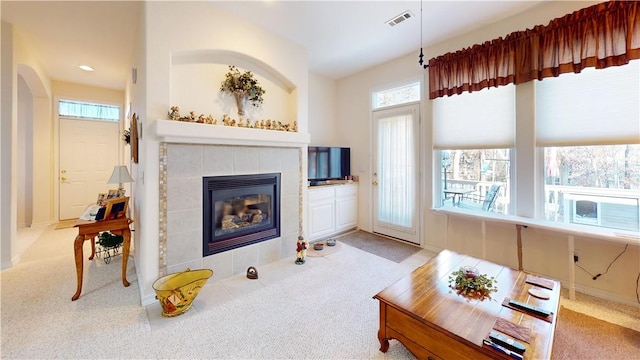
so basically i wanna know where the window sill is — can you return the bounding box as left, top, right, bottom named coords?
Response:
left=431, top=207, right=639, bottom=246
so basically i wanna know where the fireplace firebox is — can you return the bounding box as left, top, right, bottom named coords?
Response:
left=203, top=173, right=281, bottom=256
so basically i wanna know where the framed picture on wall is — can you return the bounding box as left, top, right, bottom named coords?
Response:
left=131, top=113, right=139, bottom=164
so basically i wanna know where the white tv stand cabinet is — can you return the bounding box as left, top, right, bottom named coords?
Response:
left=307, top=182, right=358, bottom=241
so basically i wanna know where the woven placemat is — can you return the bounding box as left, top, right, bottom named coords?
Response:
left=493, top=317, right=531, bottom=343
left=525, top=275, right=555, bottom=290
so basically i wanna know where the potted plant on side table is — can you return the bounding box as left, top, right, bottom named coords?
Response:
left=96, top=231, right=124, bottom=264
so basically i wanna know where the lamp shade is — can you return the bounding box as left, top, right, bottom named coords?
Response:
left=108, top=165, right=134, bottom=186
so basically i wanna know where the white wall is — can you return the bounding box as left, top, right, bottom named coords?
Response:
left=308, top=73, right=338, bottom=146
left=134, top=1, right=309, bottom=304
left=336, top=0, right=639, bottom=305
left=17, top=75, right=32, bottom=228
left=1, top=21, right=18, bottom=268
left=2, top=21, right=54, bottom=268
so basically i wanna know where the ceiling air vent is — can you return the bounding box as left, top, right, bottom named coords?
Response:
left=386, top=10, right=413, bottom=27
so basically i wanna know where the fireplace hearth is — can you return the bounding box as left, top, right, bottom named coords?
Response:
left=202, top=173, right=281, bottom=256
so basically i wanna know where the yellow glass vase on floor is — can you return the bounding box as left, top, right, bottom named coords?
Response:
left=152, top=268, right=213, bottom=317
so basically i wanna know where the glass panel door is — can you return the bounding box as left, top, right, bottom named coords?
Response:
left=372, top=104, right=420, bottom=244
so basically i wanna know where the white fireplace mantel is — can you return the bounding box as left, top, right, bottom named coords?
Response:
left=153, top=119, right=310, bottom=147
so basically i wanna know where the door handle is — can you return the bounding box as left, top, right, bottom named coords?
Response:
left=60, top=176, right=67, bottom=181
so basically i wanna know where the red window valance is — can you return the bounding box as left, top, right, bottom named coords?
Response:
left=428, top=1, right=640, bottom=99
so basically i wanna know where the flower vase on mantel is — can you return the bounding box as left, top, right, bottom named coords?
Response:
left=220, top=65, right=265, bottom=118
left=233, top=90, right=247, bottom=117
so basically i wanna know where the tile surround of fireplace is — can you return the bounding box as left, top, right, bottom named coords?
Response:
left=159, top=142, right=303, bottom=281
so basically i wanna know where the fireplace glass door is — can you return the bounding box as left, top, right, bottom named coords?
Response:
left=203, top=173, right=281, bottom=256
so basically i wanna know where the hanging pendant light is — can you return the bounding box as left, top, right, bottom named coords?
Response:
left=418, top=0, right=428, bottom=69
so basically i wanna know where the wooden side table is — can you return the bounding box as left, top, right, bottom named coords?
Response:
left=72, top=217, right=132, bottom=301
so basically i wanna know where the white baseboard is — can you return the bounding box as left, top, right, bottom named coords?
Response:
left=421, top=243, right=444, bottom=254
left=141, top=292, right=157, bottom=306
left=30, top=221, right=54, bottom=229
left=1, top=255, right=20, bottom=270
left=135, top=262, right=158, bottom=306
left=572, top=283, right=640, bottom=308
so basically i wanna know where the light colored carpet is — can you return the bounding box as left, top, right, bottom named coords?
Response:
left=551, top=307, right=640, bottom=359
left=2, top=226, right=639, bottom=359
left=1, top=227, right=431, bottom=359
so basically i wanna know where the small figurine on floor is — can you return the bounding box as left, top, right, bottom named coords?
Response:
left=295, top=236, right=308, bottom=265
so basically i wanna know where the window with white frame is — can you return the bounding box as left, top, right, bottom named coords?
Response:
left=433, top=84, right=515, bottom=214
left=372, top=82, right=420, bottom=109
left=536, top=60, right=640, bottom=232
left=59, top=99, right=120, bottom=121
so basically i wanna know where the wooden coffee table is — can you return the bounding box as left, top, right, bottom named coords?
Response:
left=374, top=250, right=560, bottom=359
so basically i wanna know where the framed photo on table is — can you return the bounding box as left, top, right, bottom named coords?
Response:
left=96, top=193, right=107, bottom=206
left=106, top=189, right=118, bottom=200
left=103, top=196, right=129, bottom=220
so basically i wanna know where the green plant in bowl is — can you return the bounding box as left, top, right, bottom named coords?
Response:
left=97, top=231, right=124, bottom=248
left=448, top=266, right=498, bottom=300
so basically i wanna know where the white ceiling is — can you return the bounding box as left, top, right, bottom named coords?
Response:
left=1, top=1, right=544, bottom=91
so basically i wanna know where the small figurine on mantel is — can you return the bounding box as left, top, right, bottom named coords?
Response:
left=295, top=236, right=308, bottom=265
left=168, top=106, right=180, bottom=120
left=222, top=114, right=231, bottom=126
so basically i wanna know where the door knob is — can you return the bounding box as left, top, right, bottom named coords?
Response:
left=60, top=176, right=67, bottom=181
left=372, top=181, right=378, bottom=186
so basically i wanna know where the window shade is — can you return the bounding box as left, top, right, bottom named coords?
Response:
left=433, top=84, right=515, bottom=149
left=535, top=61, right=640, bottom=146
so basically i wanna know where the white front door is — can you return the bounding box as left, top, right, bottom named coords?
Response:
left=59, top=118, right=119, bottom=220
left=372, top=104, right=420, bottom=244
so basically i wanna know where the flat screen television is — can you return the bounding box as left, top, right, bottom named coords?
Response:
left=308, top=146, right=350, bottom=185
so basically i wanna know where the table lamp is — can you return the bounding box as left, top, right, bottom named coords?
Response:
left=107, top=165, right=134, bottom=192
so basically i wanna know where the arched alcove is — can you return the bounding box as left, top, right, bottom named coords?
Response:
left=17, top=64, right=48, bottom=97
left=170, top=50, right=298, bottom=125
left=16, top=64, right=52, bottom=228
left=171, top=49, right=296, bottom=93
